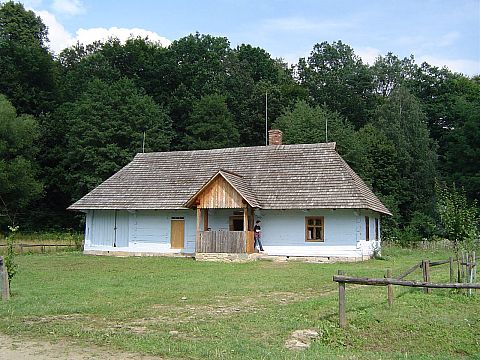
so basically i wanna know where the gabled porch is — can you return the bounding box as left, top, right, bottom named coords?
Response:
left=185, top=170, right=258, bottom=254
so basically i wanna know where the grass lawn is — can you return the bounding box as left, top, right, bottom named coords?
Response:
left=0, top=247, right=479, bottom=359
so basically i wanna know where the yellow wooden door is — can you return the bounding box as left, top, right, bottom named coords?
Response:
left=171, top=219, right=185, bottom=249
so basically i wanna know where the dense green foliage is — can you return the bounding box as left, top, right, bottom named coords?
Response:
left=0, top=94, right=42, bottom=227
left=0, top=1, right=478, bottom=239
left=436, top=182, right=479, bottom=252
left=0, top=249, right=479, bottom=358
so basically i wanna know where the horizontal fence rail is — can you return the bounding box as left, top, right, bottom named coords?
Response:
left=333, top=275, right=480, bottom=289
left=0, top=243, right=78, bottom=253
left=334, top=253, right=478, bottom=328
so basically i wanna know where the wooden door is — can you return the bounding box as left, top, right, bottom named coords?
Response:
left=171, top=219, right=185, bottom=249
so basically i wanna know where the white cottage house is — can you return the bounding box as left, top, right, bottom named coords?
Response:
left=69, top=130, right=391, bottom=261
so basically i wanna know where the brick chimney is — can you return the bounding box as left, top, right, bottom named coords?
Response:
left=268, top=129, right=283, bottom=145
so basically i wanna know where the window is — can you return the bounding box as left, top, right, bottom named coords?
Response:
left=229, top=216, right=244, bottom=231
left=305, top=217, right=324, bottom=242
left=375, top=218, right=379, bottom=240
left=365, top=216, right=370, bottom=241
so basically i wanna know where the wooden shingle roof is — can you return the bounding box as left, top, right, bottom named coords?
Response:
left=68, top=143, right=392, bottom=215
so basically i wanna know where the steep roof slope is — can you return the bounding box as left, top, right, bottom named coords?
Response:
left=68, top=143, right=391, bottom=215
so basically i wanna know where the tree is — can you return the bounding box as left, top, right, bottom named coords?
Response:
left=436, top=182, right=479, bottom=268
left=353, top=124, right=400, bottom=196
left=273, top=100, right=357, bottom=160
left=371, top=53, right=416, bottom=97
left=183, top=94, right=239, bottom=150
left=226, top=46, right=305, bottom=147
left=168, top=33, right=233, bottom=143
left=0, top=94, right=42, bottom=228
left=57, top=38, right=172, bottom=105
left=436, top=76, right=480, bottom=201
left=374, top=86, right=437, bottom=221
left=443, top=109, right=480, bottom=202
left=44, top=78, right=172, bottom=202
left=296, top=41, right=374, bottom=128
left=0, top=1, right=57, bottom=115
left=57, top=44, right=122, bottom=104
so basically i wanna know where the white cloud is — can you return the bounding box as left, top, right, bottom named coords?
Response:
left=35, top=9, right=74, bottom=52
left=418, top=55, right=480, bottom=76
left=32, top=9, right=171, bottom=54
left=355, top=46, right=382, bottom=65
left=51, top=0, right=85, bottom=16
left=75, top=27, right=171, bottom=48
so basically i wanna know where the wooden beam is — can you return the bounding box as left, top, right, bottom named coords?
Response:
left=250, top=208, right=255, bottom=231
left=449, top=256, right=455, bottom=283
left=196, top=207, right=201, bottom=243
left=243, top=207, right=248, bottom=232
left=0, top=256, right=10, bottom=301
left=333, top=275, right=480, bottom=289
left=396, top=262, right=421, bottom=280
left=386, top=269, right=394, bottom=307
left=338, top=270, right=346, bottom=328
left=203, top=209, right=209, bottom=231
left=422, top=260, right=431, bottom=294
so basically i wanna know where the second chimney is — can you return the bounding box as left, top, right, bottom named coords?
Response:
left=268, top=129, right=283, bottom=145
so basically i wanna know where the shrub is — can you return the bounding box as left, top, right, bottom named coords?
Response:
left=5, top=226, right=18, bottom=285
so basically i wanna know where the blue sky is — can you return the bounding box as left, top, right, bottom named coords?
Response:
left=19, top=0, right=480, bottom=76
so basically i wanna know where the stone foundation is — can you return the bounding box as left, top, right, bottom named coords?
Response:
left=194, top=252, right=369, bottom=263
left=84, top=250, right=194, bottom=258
left=84, top=250, right=370, bottom=263
left=194, top=253, right=260, bottom=262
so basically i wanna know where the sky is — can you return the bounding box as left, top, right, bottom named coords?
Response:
left=16, top=0, right=480, bottom=76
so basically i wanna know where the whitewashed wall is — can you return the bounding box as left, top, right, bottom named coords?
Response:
left=255, top=209, right=381, bottom=258
left=84, top=209, right=196, bottom=254
left=84, top=208, right=382, bottom=258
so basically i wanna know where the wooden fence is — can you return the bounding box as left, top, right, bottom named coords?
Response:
left=333, top=253, right=478, bottom=328
left=0, top=243, right=78, bottom=254
left=0, top=256, right=9, bottom=300
left=197, top=231, right=254, bottom=253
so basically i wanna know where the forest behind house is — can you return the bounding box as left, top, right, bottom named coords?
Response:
left=0, top=2, right=479, bottom=243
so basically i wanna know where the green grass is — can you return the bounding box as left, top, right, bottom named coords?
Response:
left=0, top=247, right=479, bottom=359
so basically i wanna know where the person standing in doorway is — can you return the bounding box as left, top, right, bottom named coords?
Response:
left=254, top=220, right=264, bottom=252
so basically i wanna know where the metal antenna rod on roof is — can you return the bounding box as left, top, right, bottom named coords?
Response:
left=265, top=91, right=268, bottom=146
left=325, top=118, right=328, bottom=143
left=142, top=131, right=146, bottom=153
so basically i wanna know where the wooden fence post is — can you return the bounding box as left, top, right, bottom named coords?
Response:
left=468, top=252, right=475, bottom=297
left=449, top=256, right=454, bottom=283
left=0, top=256, right=10, bottom=301
left=473, top=251, right=477, bottom=295
left=386, top=268, right=394, bottom=307
left=461, top=252, right=466, bottom=283
left=422, top=260, right=431, bottom=294
left=338, top=270, right=346, bottom=328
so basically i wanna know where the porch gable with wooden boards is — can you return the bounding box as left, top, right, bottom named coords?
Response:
left=185, top=170, right=256, bottom=254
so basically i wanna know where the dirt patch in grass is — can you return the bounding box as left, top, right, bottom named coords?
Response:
left=0, top=333, right=162, bottom=360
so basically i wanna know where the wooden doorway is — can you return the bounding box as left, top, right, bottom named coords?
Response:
left=171, top=218, right=185, bottom=249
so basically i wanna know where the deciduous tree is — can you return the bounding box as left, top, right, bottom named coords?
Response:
left=183, top=94, right=239, bottom=150
left=0, top=95, right=42, bottom=227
